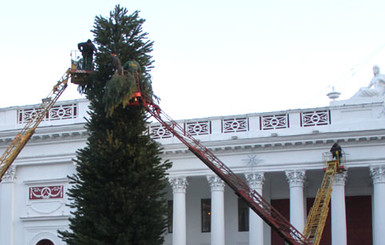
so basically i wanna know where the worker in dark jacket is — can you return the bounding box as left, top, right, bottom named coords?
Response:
left=78, top=39, right=97, bottom=71
left=330, top=143, right=342, bottom=161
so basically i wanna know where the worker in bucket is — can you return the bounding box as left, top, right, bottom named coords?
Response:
left=78, top=39, right=97, bottom=71
left=123, top=55, right=141, bottom=76
left=330, top=143, right=342, bottom=161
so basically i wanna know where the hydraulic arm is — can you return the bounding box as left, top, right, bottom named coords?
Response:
left=0, top=69, right=71, bottom=181
left=130, top=89, right=312, bottom=245
left=303, top=153, right=345, bottom=245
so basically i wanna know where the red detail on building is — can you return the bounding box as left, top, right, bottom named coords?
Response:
left=271, top=199, right=290, bottom=245
left=271, top=196, right=372, bottom=245
left=346, top=196, right=372, bottom=245
left=29, top=185, right=63, bottom=200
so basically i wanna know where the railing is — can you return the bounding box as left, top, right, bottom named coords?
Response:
left=149, top=109, right=332, bottom=139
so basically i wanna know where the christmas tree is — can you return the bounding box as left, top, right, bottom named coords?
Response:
left=59, top=5, right=171, bottom=245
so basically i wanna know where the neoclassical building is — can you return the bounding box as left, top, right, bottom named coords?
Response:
left=0, top=81, right=384, bottom=245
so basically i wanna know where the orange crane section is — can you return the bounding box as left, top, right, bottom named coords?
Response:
left=129, top=80, right=312, bottom=245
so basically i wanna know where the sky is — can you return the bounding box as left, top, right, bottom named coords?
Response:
left=1, top=0, right=385, bottom=120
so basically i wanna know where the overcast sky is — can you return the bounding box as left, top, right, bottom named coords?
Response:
left=1, top=0, right=385, bottom=119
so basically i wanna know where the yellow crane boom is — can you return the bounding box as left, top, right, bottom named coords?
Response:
left=0, top=69, right=71, bottom=181
left=303, top=152, right=345, bottom=245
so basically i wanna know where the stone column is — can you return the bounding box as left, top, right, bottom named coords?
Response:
left=370, top=165, right=385, bottom=245
left=169, top=176, right=188, bottom=245
left=207, top=175, right=225, bottom=245
left=331, top=172, right=347, bottom=245
left=285, top=170, right=306, bottom=232
left=245, top=172, right=265, bottom=245
left=0, top=166, right=16, bottom=245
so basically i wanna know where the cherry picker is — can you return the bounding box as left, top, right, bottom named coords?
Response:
left=128, top=72, right=346, bottom=245
left=303, top=151, right=346, bottom=245
left=0, top=57, right=346, bottom=245
left=0, top=54, right=90, bottom=182
left=0, top=69, right=71, bottom=181
left=128, top=74, right=312, bottom=245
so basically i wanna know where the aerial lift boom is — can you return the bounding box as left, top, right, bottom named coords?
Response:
left=303, top=152, right=345, bottom=245
left=129, top=87, right=312, bottom=245
left=0, top=69, right=71, bottom=181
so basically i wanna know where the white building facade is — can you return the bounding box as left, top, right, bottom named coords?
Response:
left=0, top=93, right=384, bottom=245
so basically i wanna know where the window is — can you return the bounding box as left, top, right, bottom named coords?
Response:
left=238, top=198, right=249, bottom=231
left=168, top=200, right=173, bottom=233
left=201, top=199, right=211, bottom=232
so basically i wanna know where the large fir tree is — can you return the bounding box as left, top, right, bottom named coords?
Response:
left=59, top=5, right=171, bottom=245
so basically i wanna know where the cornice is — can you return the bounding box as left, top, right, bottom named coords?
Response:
left=0, top=123, right=88, bottom=146
left=166, top=161, right=320, bottom=177
left=20, top=215, right=70, bottom=222
left=11, top=153, right=77, bottom=166
left=24, top=177, right=69, bottom=185
left=160, top=129, right=385, bottom=155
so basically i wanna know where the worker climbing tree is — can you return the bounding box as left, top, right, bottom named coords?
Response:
left=59, top=5, right=171, bottom=245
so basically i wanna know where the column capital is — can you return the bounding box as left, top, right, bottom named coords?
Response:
left=169, top=176, right=188, bottom=193
left=370, top=165, right=385, bottom=184
left=334, top=172, right=348, bottom=186
left=1, top=166, right=16, bottom=183
left=245, top=172, right=265, bottom=190
left=207, top=175, right=225, bottom=191
left=285, top=170, right=306, bottom=187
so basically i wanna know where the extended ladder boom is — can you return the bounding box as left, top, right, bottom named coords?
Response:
left=0, top=69, right=71, bottom=181
left=132, top=93, right=312, bottom=245
left=303, top=153, right=344, bottom=245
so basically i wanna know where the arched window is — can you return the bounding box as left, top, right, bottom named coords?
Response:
left=36, top=239, right=54, bottom=245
